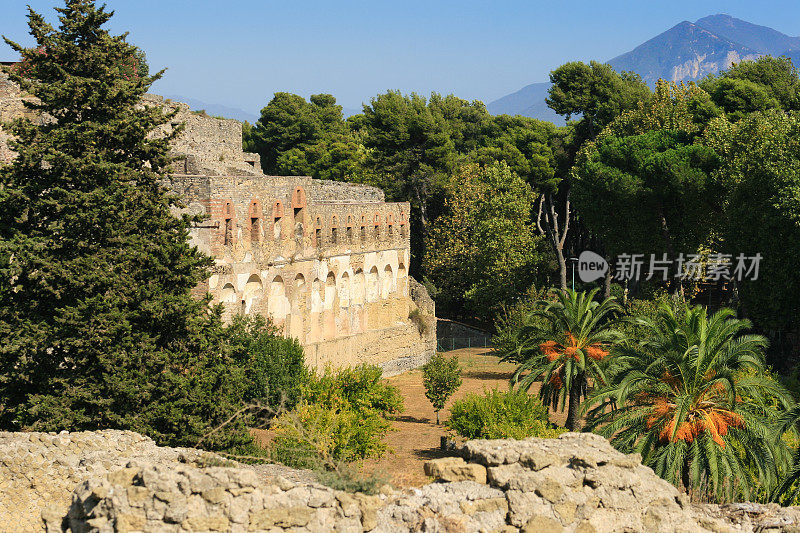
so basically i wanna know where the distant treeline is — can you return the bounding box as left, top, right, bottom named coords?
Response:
left=243, top=57, right=800, bottom=363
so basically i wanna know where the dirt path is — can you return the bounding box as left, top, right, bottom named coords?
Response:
left=252, top=347, right=569, bottom=488
left=364, top=347, right=567, bottom=487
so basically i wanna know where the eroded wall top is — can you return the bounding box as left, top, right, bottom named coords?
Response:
left=144, top=94, right=262, bottom=176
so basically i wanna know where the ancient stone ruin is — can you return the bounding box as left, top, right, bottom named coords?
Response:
left=153, top=95, right=436, bottom=373
left=1, top=430, right=799, bottom=532
left=0, top=74, right=437, bottom=373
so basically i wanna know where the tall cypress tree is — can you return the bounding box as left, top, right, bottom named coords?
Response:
left=0, top=0, right=249, bottom=449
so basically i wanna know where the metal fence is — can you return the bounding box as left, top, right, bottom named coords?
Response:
left=436, top=336, right=492, bottom=352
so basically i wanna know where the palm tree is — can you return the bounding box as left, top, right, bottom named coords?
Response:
left=585, top=304, right=791, bottom=502
left=769, top=405, right=800, bottom=503
left=499, top=288, right=623, bottom=430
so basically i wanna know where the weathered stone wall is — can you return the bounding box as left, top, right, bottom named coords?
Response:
left=306, top=179, right=384, bottom=203
left=145, top=95, right=260, bottom=177
left=167, top=170, right=432, bottom=372
left=0, top=430, right=220, bottom=533
left=3, top=430, right=800, bottom=532
left=0, top=71, right=434, bottom=371
left=305, top=320, right=436, bottom=376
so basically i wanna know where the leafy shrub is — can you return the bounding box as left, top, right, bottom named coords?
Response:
left=304, top=364, right=404, bottom=418
left=422, top=354, right=462, bottom=424
left=270, top=364, right=403, bottom=467
left=315, top=464, right=389, bottom=495
left=446, top=388, right=566, bottom=440
left=270, top=401, right=393, bottom=466
left=226, top=315, right=310, bottom=411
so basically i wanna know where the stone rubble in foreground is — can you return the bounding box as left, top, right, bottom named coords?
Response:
left=1, top=430, right=800, bottom=532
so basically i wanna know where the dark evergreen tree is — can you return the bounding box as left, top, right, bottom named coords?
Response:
left=0, top=0, right=250, bottom=450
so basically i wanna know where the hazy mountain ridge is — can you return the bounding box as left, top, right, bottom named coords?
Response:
left=484, top=82, right=564, bottom=124
left=607, top=20, right=761, bottom=84
left=489, top=14, right=800, bottom=122
left=162, top=94, right=259, bottom=124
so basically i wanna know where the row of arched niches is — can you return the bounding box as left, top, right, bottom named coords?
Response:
left=216, top=187, right=409, bottom=249
left=210, top=261, right=410, bottom=344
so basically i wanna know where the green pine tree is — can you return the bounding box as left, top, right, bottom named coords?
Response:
left=0, top=0, right=250, bottom=450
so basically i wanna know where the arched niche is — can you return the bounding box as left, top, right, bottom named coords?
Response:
left=249, top=199, right=262, bottom=244
left=373, top=212, right=381, bottom=240
left=352, top=269, right=365, bottom=305
left=272, top=201, right=283, bottom=240
left=292, top=273, right=307, bottom=308
left=291, top=186, right=307, bottom=209
left=324, top=272, right=336, bottom=310
left=311, top=278, right=323, bottom=313
left=268, top=276, right=288, bottom=322
left=223, top=200, right=235, bottom=246
left=292, top=187, right=307, bottom=239
left=289, top=273, right=307, bottom=341
left=219, top=283, right=237, bottom=304
left=242, top=274, right=263, bottom=314
left=381, top=264, right=394, bottom=299
left=360, top=215, right=367, bottom=242
left=400, top=211, right=408, bottom=238
left=330, top=216, right=339, bottom=244
left=339, top=271, right=350, bottom=308
left=366, top=266, right=380, bottom=302
left=315, top=216, right=323, bottom=246
left=346, top=215, right=354, bottom=243
left=398, top=263, right=408, bottom=296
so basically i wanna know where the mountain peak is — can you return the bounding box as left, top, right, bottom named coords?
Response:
left=695, top=14, right=800, bottom=54
left=488, top=14, right=800, bottom=123
left=696, top=14, right=737, bottom=25
left=607, top=19, right=759, bottom=84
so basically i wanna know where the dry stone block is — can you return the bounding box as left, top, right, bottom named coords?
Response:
left=424, top=457, right=487, bottom=483
left=6, top=429, right=800, bottom=532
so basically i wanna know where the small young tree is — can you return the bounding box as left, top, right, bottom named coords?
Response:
left=422, top=353, right=462, bottom=424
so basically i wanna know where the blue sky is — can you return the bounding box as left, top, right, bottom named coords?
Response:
left=2, top=0, right=800, bottom=115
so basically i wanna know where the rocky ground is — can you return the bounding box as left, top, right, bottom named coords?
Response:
left=3, top=429, right=800, bottom=532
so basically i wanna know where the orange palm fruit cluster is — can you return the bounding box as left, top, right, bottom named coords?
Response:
left=538, top=333, right=609, bottom=362
left=647, top=397, right=744, bottom=448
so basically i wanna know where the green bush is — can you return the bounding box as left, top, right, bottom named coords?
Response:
left=304, top=364, right=404, bottom=418
left=422, top=353, right=462, bottom=424
left=226, top=315, right=310, bottom=411
left=270, top=401, right=393, bottom=466
left=619, top=290, right=687, bottom=345
left=270, top=364, right=404, bottom=467
left=446, top=388, right=566, bottom=440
